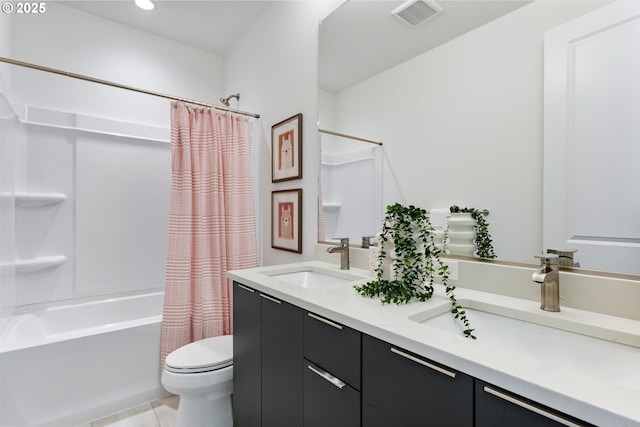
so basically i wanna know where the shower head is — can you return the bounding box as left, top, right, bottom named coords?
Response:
left=220, top=93, right=240, bottom=107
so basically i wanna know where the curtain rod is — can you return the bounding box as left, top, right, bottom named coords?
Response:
left=319, top=129, right=383, bottom=146
left=0, top=56, right=260, bottom=119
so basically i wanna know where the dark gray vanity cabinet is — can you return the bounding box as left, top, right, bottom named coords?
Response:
left=232, top=282, right=303, bottom=427
left=303, top=312, right=361, bottom=427
left=475, top=380, right=593, bottom=427
left=260, top=292, right=303, bottom=427
left=362, top=334, right=474, bottom=427
left=233, top=282, right=262, bottom=427
left=234, top=279, right=595, bottom=427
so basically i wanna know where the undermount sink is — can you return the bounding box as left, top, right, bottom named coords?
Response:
left=262, top=266, right=366, bottom=288
left=409, top=299, right=640, bottom=391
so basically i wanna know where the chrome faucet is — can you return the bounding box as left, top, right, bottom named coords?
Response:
left=531, top=254, right=560, bottom=312
left=327, top=238, right=350, bottom=270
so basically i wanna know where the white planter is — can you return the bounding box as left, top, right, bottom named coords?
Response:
left=447, top=213, right=476, bottom=256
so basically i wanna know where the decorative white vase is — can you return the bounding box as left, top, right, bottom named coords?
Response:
left=447, top=213, right=476, bottom=256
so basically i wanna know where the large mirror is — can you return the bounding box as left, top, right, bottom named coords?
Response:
left=319, top=0, right=640, bottom=276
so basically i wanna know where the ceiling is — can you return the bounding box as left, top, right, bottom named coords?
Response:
left=319, top=1, right=531, bottom=93
left=59, top=0, right=531, bottom=93
left=58, top=0, right=272, bottom=54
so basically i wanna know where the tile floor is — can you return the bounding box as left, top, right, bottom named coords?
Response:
left=77, top=395, right=179, bottom=427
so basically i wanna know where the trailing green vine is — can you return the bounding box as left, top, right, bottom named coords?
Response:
left=449, top=205, right=496, bottom=259
left=355, top=203, right=476, bottom=339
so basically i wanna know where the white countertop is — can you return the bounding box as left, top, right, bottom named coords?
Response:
left=227, top=260, right=640, bottom=426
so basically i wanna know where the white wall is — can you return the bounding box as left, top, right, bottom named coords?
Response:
left=223, top=1, right=342, bottom=265
left=8, top=2, right=222, bottom=126
left=328, top=1, right=609, bottom=263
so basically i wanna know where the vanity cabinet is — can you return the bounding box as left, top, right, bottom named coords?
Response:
left=233, top=279, right=593, bottom=427
left=362, top=334, right=474, bottom=427
left=232, top=282, right=303, bottom=427
left=260, top=292, right=303, bottom=427
left=303, top=312, right=361, bottom=427
left=232, top=282, right=261, bottom=427
left=475, top=380, right=593, bottom=427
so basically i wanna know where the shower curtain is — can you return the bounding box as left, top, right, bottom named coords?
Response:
left=160, top=102, right=258, bottom=368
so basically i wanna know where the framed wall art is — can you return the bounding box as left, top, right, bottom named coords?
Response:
left=272, top=113, right=302, bottom=182
left=271, top=189, right=302, bottom=253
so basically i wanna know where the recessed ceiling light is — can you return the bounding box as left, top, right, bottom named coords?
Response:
left=135, top=0, right=155, bottom=11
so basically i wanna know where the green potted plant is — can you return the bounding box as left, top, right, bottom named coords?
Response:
left=448, top=205, right=496, bottom=259
left=355, top=203, right=475, bottom=339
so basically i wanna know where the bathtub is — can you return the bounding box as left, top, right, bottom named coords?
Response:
left=0, top=291, right=167, bottom=427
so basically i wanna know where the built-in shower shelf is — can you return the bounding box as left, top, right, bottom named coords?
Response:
left=14, top=192, right=67, bottom=207
left=14, top=256, right=67, bottom=274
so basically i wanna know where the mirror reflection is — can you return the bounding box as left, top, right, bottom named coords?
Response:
left=318, top=0, right=639, bottom=275
left=318, top=129, right=382, bottom=245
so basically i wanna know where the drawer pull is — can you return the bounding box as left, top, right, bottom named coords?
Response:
left=308, top=312, right=343, bottom=330
left=483, top=386, right=584, bottom=427
left=259, top=293, right=281, bottom=304
left=390, top=347, right=456, bottom=379
left=307, top=363, right=346, bottom=389
left=236, top=284, right=255, bottom=293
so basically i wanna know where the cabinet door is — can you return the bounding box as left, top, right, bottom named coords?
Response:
left=476, top=381, right=593, bottom=427
left=362, top=334, right=473, bottom=427
left=233, top=282, right=262, bottom=427
left=260, top=293, right=303, bottom=427
left=304, top=359, right=361, bottom=427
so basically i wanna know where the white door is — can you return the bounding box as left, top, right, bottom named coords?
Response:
left=543, top=1, right=640, bottom=275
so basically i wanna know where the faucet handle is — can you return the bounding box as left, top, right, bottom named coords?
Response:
left=547, top=248, right=578, bottom=267
left=362, top=235, right=376, bottom=248
left=535, top=253, right=559, bottom=267
left=333, top=237, right=349, bottom=246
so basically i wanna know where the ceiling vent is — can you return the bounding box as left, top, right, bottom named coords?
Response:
left=391, top=0, right=443, bottom=27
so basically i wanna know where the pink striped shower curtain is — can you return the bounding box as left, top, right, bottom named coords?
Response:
left=160, top=102, right=258, bottom=368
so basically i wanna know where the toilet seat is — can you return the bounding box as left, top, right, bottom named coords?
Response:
left=165, top=334, right=233, bottom=374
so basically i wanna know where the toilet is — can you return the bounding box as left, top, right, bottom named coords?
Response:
left=161, top=335, right=233, bottom=427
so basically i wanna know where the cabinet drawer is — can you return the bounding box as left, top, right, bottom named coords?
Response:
left=304, top=359, right=361, bottom=427
left=362, top=334, right=473, bottom=427
left=304, top=311, right=361, bottom=389
left=476, top=381, right=594, bottom=427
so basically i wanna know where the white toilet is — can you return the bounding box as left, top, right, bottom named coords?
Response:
left=161, top=334, right=233, bottom=427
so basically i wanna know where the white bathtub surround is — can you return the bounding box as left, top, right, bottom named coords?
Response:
left=237, top=259, right=640, bottom=425
left=0, top=93, right=18, bottom=337
left=0, top=101, right=171, bottom=426
left=1, top=102, right=171, bottom=309
left=0, top=292, right=166, bottom=427
left=320, top=142, right=383, bottom=244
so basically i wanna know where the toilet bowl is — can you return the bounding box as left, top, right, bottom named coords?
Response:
left=161, top=334, right=233, bottom=427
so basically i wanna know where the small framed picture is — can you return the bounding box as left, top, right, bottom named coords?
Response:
left=271, top=189, right=302, bottom=253
left=272, top=113, right=302, bottom=182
